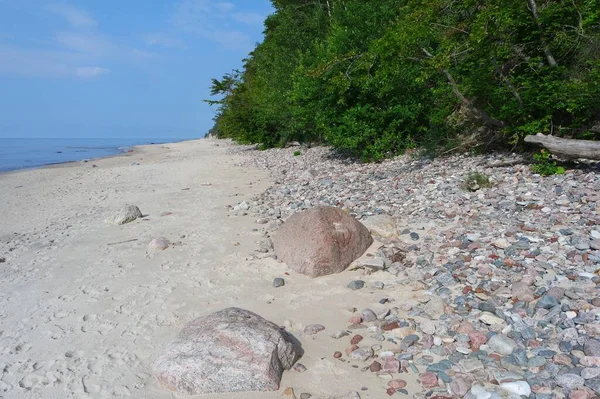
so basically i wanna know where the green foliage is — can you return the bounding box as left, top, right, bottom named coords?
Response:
left=531, top=149, right=566, bottom=175
left=462, top=172, right=493, bottom=191
left=206, top=0, right=600, bottom=160
left=293, top=150, right=302, bottom=156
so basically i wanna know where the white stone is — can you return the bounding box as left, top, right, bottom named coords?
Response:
left=360, top=215, right=399, bottom=238
left=499, top=381, right=531, bottom=396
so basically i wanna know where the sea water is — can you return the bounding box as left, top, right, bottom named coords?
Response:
left=0, top=138, right=183, bottom=172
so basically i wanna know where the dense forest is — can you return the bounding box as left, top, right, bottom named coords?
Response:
left=207, top=0, right=600, bottom=160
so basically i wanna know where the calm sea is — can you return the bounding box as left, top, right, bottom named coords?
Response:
left=0, top=138, right=184, bottom=173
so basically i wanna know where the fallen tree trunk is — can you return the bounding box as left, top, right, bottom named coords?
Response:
left=524, top=133, right=600, bottom=160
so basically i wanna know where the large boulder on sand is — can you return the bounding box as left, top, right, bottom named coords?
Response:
left=153, top=307, right=300, bottom=395
left=105, top=205, right=143, bottom=225
left=273, top=206, right=373, bottom=277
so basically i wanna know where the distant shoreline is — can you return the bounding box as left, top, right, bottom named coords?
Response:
left=0, top=137, right=201, bottom=175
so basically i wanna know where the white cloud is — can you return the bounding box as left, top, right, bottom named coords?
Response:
left=0, top=3, right=158, bottom=79
left=145, top=33, right=185, bottom=48
left=231, top=12, right=265, bottom=26
left=47, top=4, right=97, bottom=28
left=171, top=0, right=261, bottom=50
left=0, top=44, right=109, bottom=79
left=55, top=32, right=156, bottom=60
left=74, top=66, right=110, bottom=78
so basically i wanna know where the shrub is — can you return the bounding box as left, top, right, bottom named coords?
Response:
left=462, top=172, right=492, bottom=191
left=530, top=150, right=566, bottom=176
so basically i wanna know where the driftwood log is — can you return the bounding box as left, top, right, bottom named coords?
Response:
left=524, top=134, right=600, bottom=160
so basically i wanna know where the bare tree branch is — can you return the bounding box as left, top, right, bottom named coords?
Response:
left=526, top=0, right=558, bottom=67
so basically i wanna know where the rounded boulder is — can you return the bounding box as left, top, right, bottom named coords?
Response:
left=273, top=206, right=373, bottom=277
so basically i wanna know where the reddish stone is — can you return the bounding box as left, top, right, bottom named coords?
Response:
left=345, top=344, right=358, bottom=355
left=381, top=357, right=400, bottom=373
left=469, top=331, right=488, bottom=348
left=383, top=321, right=400, bottom=331
left=569, top=388, right=595, bottom=399
left=350, top=334, right=364, bottom=345
left=528, top=339, right=542, bottom=348
left=419, top=372, right=439, bottom=389
left=553, top=353, right=573, bottom=366
left=333, top=351, right=342, bottom=359
left=349, top=316, right=362, bottom=325
left=488, top=353, right=502, bottom=361
left=462, top=286, right=473, bottom=295
left=369, top=361, right=381, bottom=372
left=388, top=379, right=407, bottom=390
left=386, top=388, right=396, bottom=396
left=457, top=321, right=474, bottom=334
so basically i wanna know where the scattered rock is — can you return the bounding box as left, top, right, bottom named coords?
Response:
left=234, top=201, right=250, bottom=211
left=273, top=278, right=285, bottom=288
left=148, top=237, right=169, bottom=251
left=347, top=280, right=365, bottom=290
left=349, top=347, right=374, bottom=361
left=557, top=374, right=585, bottom=390
left=361, top=215, right=399, bottom=238
left=304, top=324, right=325, bottom=335
left=499, top=381, right=531, bottom=396
left=106, top=205, right=143, bottom=225
left=360, top=309, right=377, bottom=322
left=487, top=334, right=518, bottom=355
left=330, top=393, right=360, bottom=399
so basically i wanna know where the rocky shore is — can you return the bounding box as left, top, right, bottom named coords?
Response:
left=228, top=143, right=600, bottom=399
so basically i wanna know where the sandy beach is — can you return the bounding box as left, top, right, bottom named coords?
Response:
left=0, top=139, right=401, bottom=399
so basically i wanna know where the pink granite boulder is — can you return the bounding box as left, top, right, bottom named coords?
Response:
left=153, top=307, right=300, bottom=395
left=273, top=206, right=373, bottom=277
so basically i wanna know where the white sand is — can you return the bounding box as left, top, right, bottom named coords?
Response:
left=0, top=139, right=413, bottom=399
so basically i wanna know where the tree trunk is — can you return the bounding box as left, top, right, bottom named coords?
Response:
left=524, top=134, right=600, bottom=160
left=441, top=69, right=505, bottom=128
left=526, top=0, right=558, bottom=67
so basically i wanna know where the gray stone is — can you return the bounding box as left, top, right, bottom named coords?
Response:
left=106, top=205, right=143, bottom=225
left=585, top=339, right=600, bottom=357
left=273, top=278, right=285, bottom=288
left=459, top=358, right=483, bottom=373
left=436, top=272, right=457, bottom=286
left=234, top=201, right=250, bottom=211
left=582, top=368, right=600, bottom=379
left=361, top=309, right=377, bottom=322
left=330, top=393, right=361, bottom=399
left=536, top=294, right=560, bottom=309
left=153, top=307, right=300, bottom=395
left=585, top=377, right=600, bottom=394
left=347, top=280, right=365, bottom=290
left=556, top=373, right=585, bottom=390
left=422, top=296, right=445, bottom=320
left=331, top=330, right=349, bottom=339
left=488, top=334, right=518, bottom=355
left=304, top=324, right=325, bottom=335
left=349, top=347, right=374, bottom=361
left=372, top=281, right=385, bottom=290
left=359, top=257, right=385, bottom=270
left=273, top=207, right=373, bottom=277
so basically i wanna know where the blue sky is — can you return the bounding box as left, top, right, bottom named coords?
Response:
left=0, top=0, right=272, bottom=139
